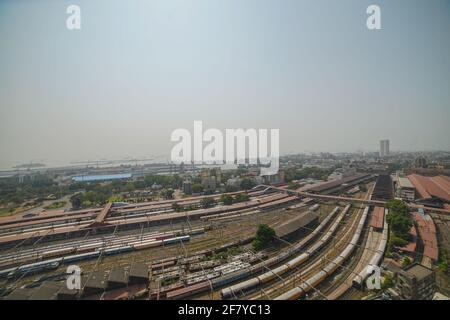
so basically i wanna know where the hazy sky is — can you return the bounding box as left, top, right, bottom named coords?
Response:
left=1, top=0, right=449, bottom=170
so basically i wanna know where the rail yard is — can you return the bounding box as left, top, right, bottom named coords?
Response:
left=0, top=177, right=447, bottom=300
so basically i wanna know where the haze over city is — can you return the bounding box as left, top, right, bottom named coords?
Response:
left=1, top=0, right=449, bottom=170
left=1, top=0, right=450, bottom=305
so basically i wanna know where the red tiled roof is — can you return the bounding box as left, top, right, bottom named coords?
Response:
left=370, top=206, right=384, bottom=229
left=306, top=174, right=370, bottom=193
left=413, top=212, right=438, bottom=261
left=407, top=174, right=450, bottom=202
left=400, top=225, right=417, bottom=254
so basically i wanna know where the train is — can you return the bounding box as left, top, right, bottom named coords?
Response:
left=0, top=227, right=203, bottom=271
left=0, top=235, right=191, bottom=279
left=274, top=206, right=370, bottom=300
left=220, top=205, right=349, bottom=299
left=352, top=208, right=388, bottom=289
left=157, top=206, right=347, bottom=300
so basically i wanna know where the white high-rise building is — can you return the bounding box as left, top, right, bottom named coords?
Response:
left=379, top=140, right=390, bottom=157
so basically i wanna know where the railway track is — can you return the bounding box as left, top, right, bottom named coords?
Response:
left=248, top=206, right=363, bottom=300
left=220, top=205, right=351, bottom=300
left=268, top=184, right=375, bottom=300
left=319, top=219, right=373, bottom=299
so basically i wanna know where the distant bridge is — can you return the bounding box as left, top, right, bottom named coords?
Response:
left=260, top=185, right=450, bottom=216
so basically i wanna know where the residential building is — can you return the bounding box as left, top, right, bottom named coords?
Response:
left=379, top=139, right=390, bottom=157
left=182, top=180, right=192, bottom=195
left=396, top=176, right=416, bottom=202
left=396, top=263, right=436, bottom=300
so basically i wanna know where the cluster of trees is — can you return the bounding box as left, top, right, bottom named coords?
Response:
left=70, top=190, right=111, bottom=209
left=43, top=201, right=67, bottom=210
left=171, top=202, right=197, bottom=212
left=240, top=178, right=256, bottom=190
left=172, top=192, right=252, bottom=212
left=161, top=189, right=174, bottom=200
left=0, top=175, right=67, bottom=206
left=192, top=184, right=204, bottom=194
left=285, top=167, right=335, bottom=182
left=172, top=197, right=218, bottom=211
left=252, top=224, right=276, bottom=251
left=139, top=174, right=182, bottom=190
left=0, top=172, right=189, bottom=210
left=200, top=197, right=217, bottom=208
left=386, top=199, right=413, bottom=251
left=287, top=182, right=300, bottom=190
left=438, top=249, right=448, bottom=274
left=69, top=174, right=186, bottom=209
left=219, top=193, right=250, bottom=205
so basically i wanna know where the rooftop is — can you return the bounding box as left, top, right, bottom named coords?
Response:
left=398, top=177, right=415, bottom=189
left=407, top=174, right=450, bottom=202
left=369, top=206, right=385, bottom=229
left=402, top=263, right=434, bottom=280
left=274, top=210, right=319, bottom=238
left=413, top=212, right=438, bottom=261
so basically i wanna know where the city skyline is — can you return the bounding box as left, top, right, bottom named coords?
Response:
left=1, top=0, right=450, bottom=170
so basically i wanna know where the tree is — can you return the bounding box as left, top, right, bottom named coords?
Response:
left=162, top=188, right=174, bottom=200
left=402, top=257, right=412, bottom=268
left=438, top=249, right=448, bottom=274
left=386, top=199, right=412, bottom=241
left=201, top=197, right=216, bottom=208
left=287, top=182, right=300, bottom=190
left=382, top=274, right=394, bottom=290
left=192, top=184, right=204, bottom=194
left=233, top=193, right=250, bottom=203
left=108, top=196, right=124, bottom=203
left=240, top=178, right=256, bottom=190
left=252, top=224, right=276, bottom=251
left=220, top=194, right=233, bottom=205
left=172, top=202, right=182, bottom=212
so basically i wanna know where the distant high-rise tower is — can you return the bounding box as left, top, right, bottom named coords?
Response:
left=379, top=140, right=390, bottom=157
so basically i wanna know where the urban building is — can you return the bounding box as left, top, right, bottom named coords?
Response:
left=252, top=175, right=264, bottom=185
left=396, top=176, right=416, bottom=202
left=379, top=139, right=390, bottom=157
left=200, top=168, right=222, bottom=191
left=182, top=180, right=192, bottom=195
left=407, top=174, right=450, bottom=207
left=369, top=206, right=385, bottom=232
left=371, top=174, right=394, bottom=201
left=262, top=170, right=285, bottom=185
left=415, top=156, right=427, bottom=168
left=396, top=263, right=436, bottom=300
left=328, top=167, right=356, bottom=180
left=201, top=176, right=216, bottom=191
left=226, top=177, right=242, bottom=189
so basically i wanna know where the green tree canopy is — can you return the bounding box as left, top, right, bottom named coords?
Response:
left=240, top=178, right=256, bottom=190
left=386, top=199, right=412, bottom=241
left=220, top=194, right=233, bottom=205
left=192, top=183, right=204, bottom=193
left=201, top=197, right=216, bottom=208
left=252, top=224, right=276, bottom=251
left=233, top=193, right=250, bottom=203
